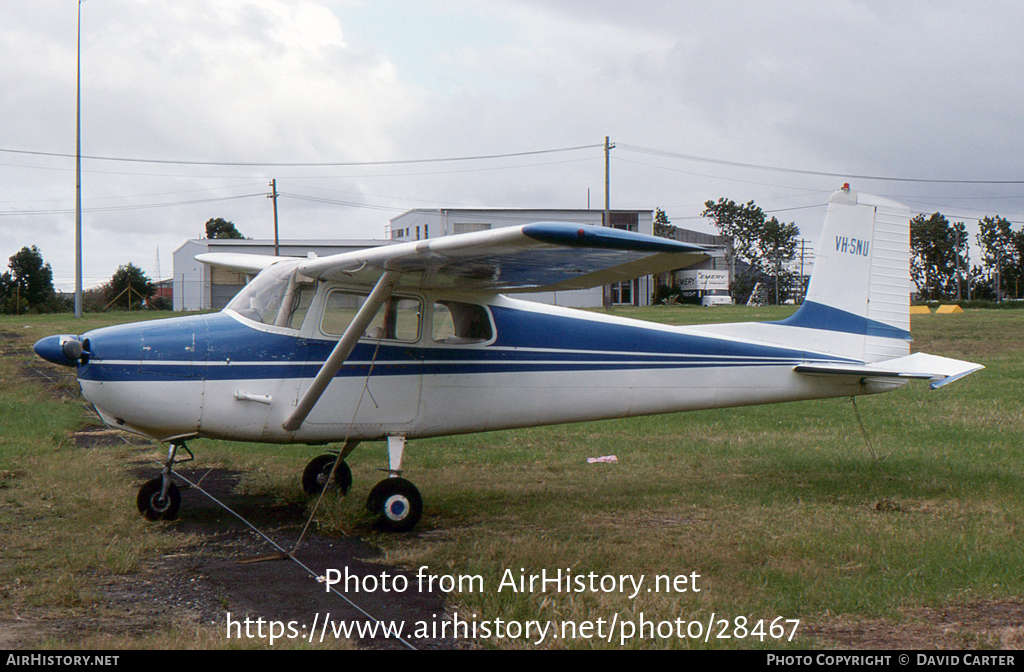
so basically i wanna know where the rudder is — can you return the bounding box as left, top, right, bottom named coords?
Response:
left=778, top=185, right=912, bottom=362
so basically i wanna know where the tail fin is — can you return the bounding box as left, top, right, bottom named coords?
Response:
left=775, top=185, right=912, bottom=362
left=692, top=185, right=983, bottom=386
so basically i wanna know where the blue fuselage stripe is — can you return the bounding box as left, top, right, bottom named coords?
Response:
left=76, top=309, right=860, bottom=383
left=771, top=301, right=912, bottom=341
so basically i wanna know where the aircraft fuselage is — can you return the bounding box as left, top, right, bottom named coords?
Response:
left=69, top=293, right=886, bottom=445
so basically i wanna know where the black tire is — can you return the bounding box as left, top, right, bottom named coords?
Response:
left=136, top=477, right=181, bottom=521
left=366, top=477, right=422, bottom=532
left=302, top=455, right=352, bottom=496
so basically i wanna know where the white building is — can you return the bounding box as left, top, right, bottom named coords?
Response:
left=172, top=238, right=389, bottom=311
left=171, top=209, right=731, bottom=311
left=388, top=208, right=657, bottom=307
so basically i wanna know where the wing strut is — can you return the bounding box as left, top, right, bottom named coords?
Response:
left=283, top=270, right=399, bottom=432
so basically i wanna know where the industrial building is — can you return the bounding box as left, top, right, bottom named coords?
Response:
left=171, top=209, right=731, bottom=311
left=388, top=208, right=727, bottom=307
left=172, top=238, right=389, bottom=311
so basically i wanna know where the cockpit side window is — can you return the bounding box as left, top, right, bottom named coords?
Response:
left=431, top=301, right=493, bottom=344
left=226, top=262, right=313, bottom=330
left=321, top=290, right=422, bottom=342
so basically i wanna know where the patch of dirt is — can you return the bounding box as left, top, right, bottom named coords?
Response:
left=5, top=460, right=466, bottom=650
left=802, top=601, right=1024, bottom=649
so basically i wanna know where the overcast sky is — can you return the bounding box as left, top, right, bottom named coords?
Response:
left=2, top=0, right=1022, bottom=291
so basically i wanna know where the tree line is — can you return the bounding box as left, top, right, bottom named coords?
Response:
left=0, top=218, right=246, bottom=315
left=0, top=246, right=162, bottom=315
left=912, top=213, right=1023, bottom=301
left=674, top=199, right=1022, bottom=305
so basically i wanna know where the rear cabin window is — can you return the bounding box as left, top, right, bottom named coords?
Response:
left=321, top=290, right=421, bottom=342
left=431, top=301, right=493, bottom=344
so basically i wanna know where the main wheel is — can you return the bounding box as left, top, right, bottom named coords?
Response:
left=366, top=477, right=422, bottom=532
left=137, top=477, right=181, bottom=521
left=302, top=455, right=353, bottom=496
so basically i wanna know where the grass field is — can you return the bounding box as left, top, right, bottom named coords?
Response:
left=1, top=306, right=1022, bottom=649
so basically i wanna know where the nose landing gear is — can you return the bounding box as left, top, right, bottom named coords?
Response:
left=137, top=441, right=192, bottom=521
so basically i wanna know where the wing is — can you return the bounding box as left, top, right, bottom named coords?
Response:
left=795, top=352, right=984, bottom=389
left=195, top=252, right=285, bottom=274
left=297, top=222, right=708, bottom=292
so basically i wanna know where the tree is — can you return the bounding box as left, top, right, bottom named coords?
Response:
left=759, top=216, right=800, bottom=305
left=205, top=217, right=244, bottom=239
left=104, top=264, right=154, bottom=310
left=976, top=216, right=1023, bottom=300
left=0, top=246, right=61, bottom=314
left=653, top=208, right=677, bottom=238
left=701, top=198, right=800, bottom=303
left=702, top=198, right=764, bottom=302
left=910, top=213, right=968, bottom=301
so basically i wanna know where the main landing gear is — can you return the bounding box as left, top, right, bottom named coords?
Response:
left=301, top=435, right=422, bottom=532
left=137, top=441, right=192, bottom=521
left=135, top=437, right=422, bottom=531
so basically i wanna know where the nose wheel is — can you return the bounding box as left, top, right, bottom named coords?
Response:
left=137, top=477, right=181, bottom=521
left=137, top=441, right=192, bottom=521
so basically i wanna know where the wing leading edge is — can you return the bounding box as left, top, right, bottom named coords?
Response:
left=294, top=223, right=708, bottom=292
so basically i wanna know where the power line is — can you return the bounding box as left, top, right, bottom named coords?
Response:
left=280, top=192, right=407, bottom=213
left=0, top=183, right=266, bottom=206
left=0, top=193, right=264, bottom=217
left=619, top=144, right=1024, bottom=185
left=613, top=155, right=827, bottom=193
left=0, top=143, right=603, bottom=168
left=0, top=155, right=600, bottom=181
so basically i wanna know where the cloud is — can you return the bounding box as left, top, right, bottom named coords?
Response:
left=2, top=0, right=1023, bottom=290
left=1, top=0, right=422, bottom=288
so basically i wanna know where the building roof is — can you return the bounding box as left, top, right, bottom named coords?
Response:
left=391, top=207, right=653, bottom=222
left=173, top=238, right=390, bottom=255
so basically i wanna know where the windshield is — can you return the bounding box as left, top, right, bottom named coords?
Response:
left=226, top=261, right=312, bottom=329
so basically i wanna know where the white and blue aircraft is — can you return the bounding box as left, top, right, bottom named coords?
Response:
left=34, top=186, right=982, bottom=531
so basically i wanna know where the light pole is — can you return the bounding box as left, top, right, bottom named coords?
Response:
left=74, top=0, right=84, bottom=317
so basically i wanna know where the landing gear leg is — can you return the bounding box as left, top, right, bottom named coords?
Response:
left=366, top=436, right=422, bottom=532
left=137, top=441, right=192, bottom=521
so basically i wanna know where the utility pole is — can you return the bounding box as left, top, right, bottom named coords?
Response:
left=958, top=229, right=965, bottom=302
left=74, top=0, right=84, bottom=318
left=602, top=136, right=614, bottom=308
left=799, top=239, right=806, bottom=304
left=603, top=136, right=614, bottom=227
left=996, top=249, right=1002, bottom=302
left=268, top=179, right=280, bottom=256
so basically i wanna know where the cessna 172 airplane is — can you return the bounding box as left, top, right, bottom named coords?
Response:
left=34, top=186, right=982, bottom=531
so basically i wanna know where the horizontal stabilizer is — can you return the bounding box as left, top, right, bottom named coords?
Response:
left=795, top=352, right=983, bottom=389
